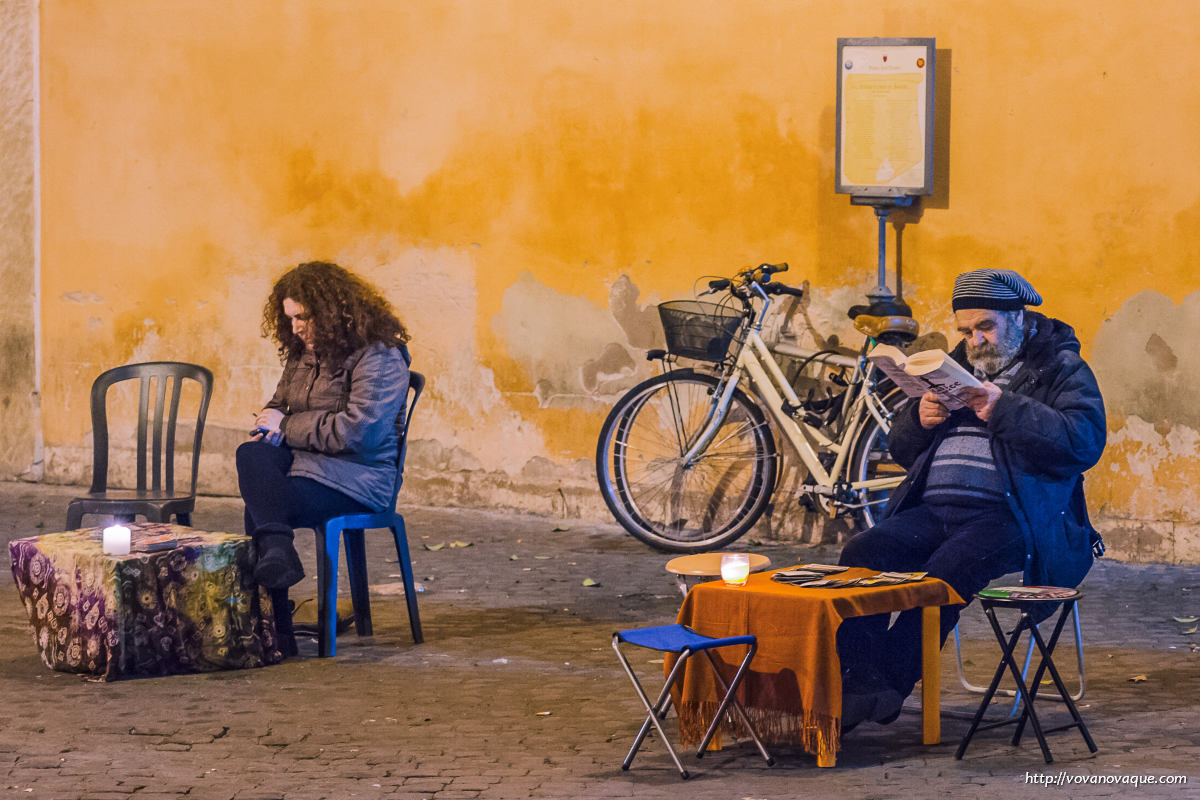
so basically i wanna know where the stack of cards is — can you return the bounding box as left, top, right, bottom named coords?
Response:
left=772, top=567, right=928, bottom=588
left=771, top=564, right=848, bottom=585
left=857, top=571, right=928, bottom=586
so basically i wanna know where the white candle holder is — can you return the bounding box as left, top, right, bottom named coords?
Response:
left=102, top=525, right=131, bottom=556
left=720, top=553, right=751, bottom=586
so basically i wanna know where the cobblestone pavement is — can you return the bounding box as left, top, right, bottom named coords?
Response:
left=1, top=482, right=1197, bottom=799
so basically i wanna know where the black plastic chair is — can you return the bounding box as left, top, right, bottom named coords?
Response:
left=66, top=362, right=214, bottom=530
left=308, top=370, right=425, bottom=657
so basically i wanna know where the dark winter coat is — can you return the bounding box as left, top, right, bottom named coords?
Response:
left=884, top=312, right=1106, bottom=590
left=266, top=341, right=410, bottom=511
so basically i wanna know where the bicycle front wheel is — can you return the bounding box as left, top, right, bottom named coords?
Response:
left=596, top=370, right=777, bottom=552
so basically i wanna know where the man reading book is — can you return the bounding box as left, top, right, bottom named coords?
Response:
left=836, top=268, right=1107, bottom=729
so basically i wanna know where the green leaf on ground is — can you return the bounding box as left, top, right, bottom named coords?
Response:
left=582, top=578, right=600, bottom=587
left=424, top=542, right=444, bottom=551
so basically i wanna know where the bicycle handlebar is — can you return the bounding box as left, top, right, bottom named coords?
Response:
left=698, top=262, right=801, bottom=303
left=762, top=281, right=804, bottom=298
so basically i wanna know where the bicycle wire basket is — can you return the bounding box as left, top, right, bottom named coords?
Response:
left=657, top=300, right=745, bottom=363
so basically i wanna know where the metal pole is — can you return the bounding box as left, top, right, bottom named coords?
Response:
left=869, top=205, right=895, bottom=302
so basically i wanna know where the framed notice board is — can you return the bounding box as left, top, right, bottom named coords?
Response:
left=836, top=37, right=935, bottom=199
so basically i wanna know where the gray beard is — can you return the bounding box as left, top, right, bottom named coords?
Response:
left=966, top=324, right=1026, bottom=376
left=968, top=349, right=1015, bottom=376
left=964, top=335, right=1022, bottom=376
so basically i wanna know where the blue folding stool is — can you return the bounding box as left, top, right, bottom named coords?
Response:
left=612, top=624, right=774, bottom=779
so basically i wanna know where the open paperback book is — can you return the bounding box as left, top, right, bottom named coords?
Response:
left=867, top=344, right=982, bottom=410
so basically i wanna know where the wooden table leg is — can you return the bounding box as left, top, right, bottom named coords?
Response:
left=817, top=727, right=836, bottom=767
left=922, top=605, right=941, bottom=745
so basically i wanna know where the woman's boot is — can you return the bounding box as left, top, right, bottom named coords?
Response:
left=252, top=524, right=305, bottom=589
left=270, top=588, right=299, bottom=659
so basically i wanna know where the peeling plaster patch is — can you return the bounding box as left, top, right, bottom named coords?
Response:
left=1101, top=414, right=1200, bottom=522
left=126, top=323, right=163, bottom=365
left=609, top=275, right=661, bottom=351
left=1144, top=332, right=1178, bottom=372
left=1175, top=522, right=1200, bottom=563
left=1092, top=290, right=1200, bottom=430
left=493, top=271, right=631, bottom=408
left=61, top=291, right=103, bottom=304
left=580, top=342, right=636, bottom=394
left=350, top=244, right=548, bottom=474
left=408, top=439, right=484, bottom=473
left=1090, top=291, right=1200, bottom=526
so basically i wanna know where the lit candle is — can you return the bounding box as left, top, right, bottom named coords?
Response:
left=102, top=525, right=131, bottom=555
left=720, top=553, right=751, bottom=586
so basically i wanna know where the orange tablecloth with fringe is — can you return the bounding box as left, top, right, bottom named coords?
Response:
left=672, top=567, right=963, bottom=761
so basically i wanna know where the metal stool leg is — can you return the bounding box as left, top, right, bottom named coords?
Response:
left=612, top=636, right=693, bottom=778
left=956, top=606, right=1030, bottom=759
left=1011, top=601, right=1097, bottom=754
left=695, top=648, right=774, bottom=765
left=958, top=598, right=1095, bottom=764
left=954, top=603, right=1086, bottom=705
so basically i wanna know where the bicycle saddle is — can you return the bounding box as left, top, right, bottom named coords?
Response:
left=847, top=299, right=919, bottom=345
left=852, top=314, right=920, bottom=343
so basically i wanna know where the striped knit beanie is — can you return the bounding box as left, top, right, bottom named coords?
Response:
left=951, top=268, right=1042, bottom=312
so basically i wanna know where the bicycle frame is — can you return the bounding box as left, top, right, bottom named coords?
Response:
left=679, top=296, right=903, bottom=509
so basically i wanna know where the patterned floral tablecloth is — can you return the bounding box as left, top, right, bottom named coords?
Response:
left=8, top=524, right=281, bottom=680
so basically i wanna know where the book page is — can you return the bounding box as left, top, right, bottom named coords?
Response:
left=901, top=350, right=946, bottom=376
left=868, top=345, right=980, bottom=409
left=866, top=346, right=930, bottom=398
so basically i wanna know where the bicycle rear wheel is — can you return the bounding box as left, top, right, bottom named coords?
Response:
left=596, top=370, right=777, bottom=552
left=848, top=388, right=908, bottom=530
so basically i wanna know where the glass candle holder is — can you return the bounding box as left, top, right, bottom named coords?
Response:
left=102, top=525, right=131, bottom=555
left=720, top=553, right=751, bottom=586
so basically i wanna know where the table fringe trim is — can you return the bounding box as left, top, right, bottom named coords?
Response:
left=677, top=701, right=840, bottom=755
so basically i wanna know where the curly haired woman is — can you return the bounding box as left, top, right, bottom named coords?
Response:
left=238, top=261, right=411, bottom=658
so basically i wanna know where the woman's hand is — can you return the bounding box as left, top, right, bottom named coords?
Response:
left=918, top=391, right=950, bottom=429
left=255, top=408, right=285, bottom=432
left=250, top=408, right=286, bottom=446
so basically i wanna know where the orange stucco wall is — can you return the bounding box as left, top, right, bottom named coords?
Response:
left=17, top=0, right=1200, bottom=560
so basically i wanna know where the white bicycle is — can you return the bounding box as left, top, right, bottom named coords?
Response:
left=596, top=262, right=921, bottom=552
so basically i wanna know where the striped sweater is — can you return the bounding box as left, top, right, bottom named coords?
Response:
left=922, top=358, right=1022, bottom=509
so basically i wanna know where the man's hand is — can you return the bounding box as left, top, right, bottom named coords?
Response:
left=918, top=391, right=950, bottom=429
left=960, top=381, right=1003, bottom=423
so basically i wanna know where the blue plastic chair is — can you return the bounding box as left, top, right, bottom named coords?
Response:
left=310, top=371, right=425, bottom=657
left=611, top=624, right=774, bottom=779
